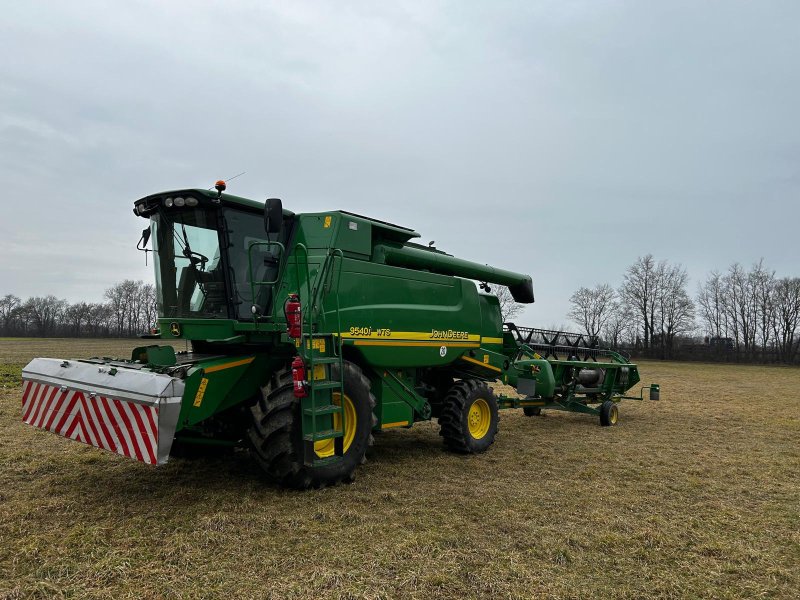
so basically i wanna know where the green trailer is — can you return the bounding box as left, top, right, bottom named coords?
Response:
left=21, top=183, right=658, bottom=488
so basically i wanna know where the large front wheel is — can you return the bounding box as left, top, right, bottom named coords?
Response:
left=248, top=361, right=376, bottom=489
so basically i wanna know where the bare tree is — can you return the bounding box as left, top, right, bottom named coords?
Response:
left=697, top=271, right=727, bottom=339
left=750, top=260, right=776, bottom=351
left=771, top=277, right=800, bottom=363
left=568, top=284, right=616, bottom=339
left=603, top=301, right=633, bottom=348
left=655, top=264, right=695, bottom=357
left=24, top=296, right=66, bottom=337
left=620, top=255, right=662, bottom=349
left=140, top=283, right=158, bottom=330
left=88, top=303, right=113, bottom=337
left=0, top=294, right=21, bottom=335
left=64, top=302, right=94, bottom=337
left=494, top=286, right=525, bottom=323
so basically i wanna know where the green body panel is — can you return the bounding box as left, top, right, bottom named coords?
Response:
left=175, top=354, right=274, bottom=431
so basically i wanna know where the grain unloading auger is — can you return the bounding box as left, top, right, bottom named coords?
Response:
left=21, top=183, right=658, bottom=488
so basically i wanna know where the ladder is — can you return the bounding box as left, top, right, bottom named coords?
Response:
left=294, top=245, right=347, bottom=467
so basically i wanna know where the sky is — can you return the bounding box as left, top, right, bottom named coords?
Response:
left=1, top=0, right=798, bottom=327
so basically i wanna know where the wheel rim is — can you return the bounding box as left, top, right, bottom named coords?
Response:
left=467, top=398, right=491, bottom=439
left=609, top=404, right=618, bottom=425
left=314, top=393, right=357, bottom=458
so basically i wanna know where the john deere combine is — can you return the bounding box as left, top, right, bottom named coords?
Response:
left=21, top=183, right=657, bottom=488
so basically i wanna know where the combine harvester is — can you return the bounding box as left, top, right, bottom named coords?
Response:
left=21, top=182, right=659, bottom=488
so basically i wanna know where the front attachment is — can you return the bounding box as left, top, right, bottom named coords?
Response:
left=22, top=358, right=184, bottom=465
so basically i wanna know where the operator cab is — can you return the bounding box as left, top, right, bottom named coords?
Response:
left=134, top=188, right=292, bottom=321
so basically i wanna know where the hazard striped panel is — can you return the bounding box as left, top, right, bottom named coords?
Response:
left=21, top=379, right=159, bottom=464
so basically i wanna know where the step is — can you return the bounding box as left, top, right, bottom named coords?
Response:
left=311, top=456, right=343, bottom=468
left=303, top=404, right=343, bottom=417
left=303, top=428, right=344, bottom=442
left=310, top=380, right=343, bottom=391
left=308, top=357, right=341, bottom=365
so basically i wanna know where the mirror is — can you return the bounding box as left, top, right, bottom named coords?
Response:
left=137, top=227, right=151, bottom=250
left=264, top=198, right=283, bottom=234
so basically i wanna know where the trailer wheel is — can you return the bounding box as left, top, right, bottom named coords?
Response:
left=247, top=361, right=376, bottom=489
left=439, top=379, right=499, bottom=453
left=599, top=400, right=618, bottom=426
left=523, top=407, right=541, bottom=417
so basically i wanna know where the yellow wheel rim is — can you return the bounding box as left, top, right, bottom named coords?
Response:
left=467, top=398, right=491, bottom=440
left=314, top=393, right=357, bottom=458
left=609, top=404, right=618, bottom=425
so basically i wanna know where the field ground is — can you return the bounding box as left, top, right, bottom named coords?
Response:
left=1, top=339, right=798, bottom=599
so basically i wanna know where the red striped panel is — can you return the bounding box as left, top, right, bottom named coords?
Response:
left=21, top=380, right=159, bottom=465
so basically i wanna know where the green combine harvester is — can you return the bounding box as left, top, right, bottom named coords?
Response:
left=21, top=182, right=658, bottom=488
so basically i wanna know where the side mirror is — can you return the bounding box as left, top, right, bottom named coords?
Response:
left=264, top=198, right=283, bottom=234
left=137, top=227, right=151, bottom=250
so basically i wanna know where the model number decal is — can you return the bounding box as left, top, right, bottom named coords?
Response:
left=429, top=329, right=469, bottom=340
left=349, top=327, right=392, bottom=337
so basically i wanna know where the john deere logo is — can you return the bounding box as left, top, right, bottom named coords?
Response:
left=169, top=322, right=181, bottom=337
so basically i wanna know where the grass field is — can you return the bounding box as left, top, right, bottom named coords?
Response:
left=1, top=339, right=798, bottom=599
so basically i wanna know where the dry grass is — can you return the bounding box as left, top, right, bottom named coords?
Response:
left=1, top=339, right=798, bottom=599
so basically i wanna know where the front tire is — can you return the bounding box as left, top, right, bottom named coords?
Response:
left=523, top=407, right=542, bottom=417
left=439, top=379, right=499, bottom=453
left=248, top=361, right=376, bottom=488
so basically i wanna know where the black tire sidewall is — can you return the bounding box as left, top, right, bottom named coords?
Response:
left=292, top=362, right=374, bottom=485
left=460, top=382, right=499, bottom=452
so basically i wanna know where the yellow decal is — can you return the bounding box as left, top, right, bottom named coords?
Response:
left=381, top=420, right=409, bottom=429
left=193, top=377, right=209, bottom=408
left=323, top=216, right=332, bottom=228
left=342, top=329, right=480, bottom=342
left=430, top=329, right=470, bottom=340
left=305, top=338, right=326, bottom=352
left=481, top=337, right=504, bottom=345
left=483, top=354, right=489, bottom=364
left=312, top=364, right=326, bottom=381
left=461, top=355, right=502, bottom=373
left=355, top=340, right=478, bottom=348
left=204, top=357, right=255, bottom=374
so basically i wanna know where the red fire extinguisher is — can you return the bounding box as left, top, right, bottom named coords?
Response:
left=291, top=355, right=307, bottom=398
left=284, top=293, right=302, bottom=338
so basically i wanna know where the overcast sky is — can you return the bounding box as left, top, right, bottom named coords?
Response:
left=1, top=1, right=798, bottom=327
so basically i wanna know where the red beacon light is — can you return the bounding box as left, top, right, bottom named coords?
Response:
left=284, top=293, right=302, bottom=338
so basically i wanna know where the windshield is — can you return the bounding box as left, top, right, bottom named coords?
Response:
left=151, top=209, right=226, bottom=318
left=150, top=206, right=288, bottom=321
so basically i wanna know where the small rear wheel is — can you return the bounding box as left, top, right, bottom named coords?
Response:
left=523, top=407, right=542, bottom=417
left=439, top=379, right=499, bottom=453
left=599, top=400, right=618, bottom=427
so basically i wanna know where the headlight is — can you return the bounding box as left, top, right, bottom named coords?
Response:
left=164, top=197, right=174, bottom=207
left=185, top=197, right=198, bottom=207
left=174, top=197, right=185, bottom=207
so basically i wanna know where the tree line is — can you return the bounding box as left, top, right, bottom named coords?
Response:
left=567, top=256, right=800, bottom=364
left=0, top=281, right=156, bottom=338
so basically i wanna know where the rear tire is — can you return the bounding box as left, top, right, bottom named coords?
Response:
left=599, top=400, right=618, bottom=427
left=439, top=379, right=499, bottom=453
left=247, top=361, right=376, bottom=488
